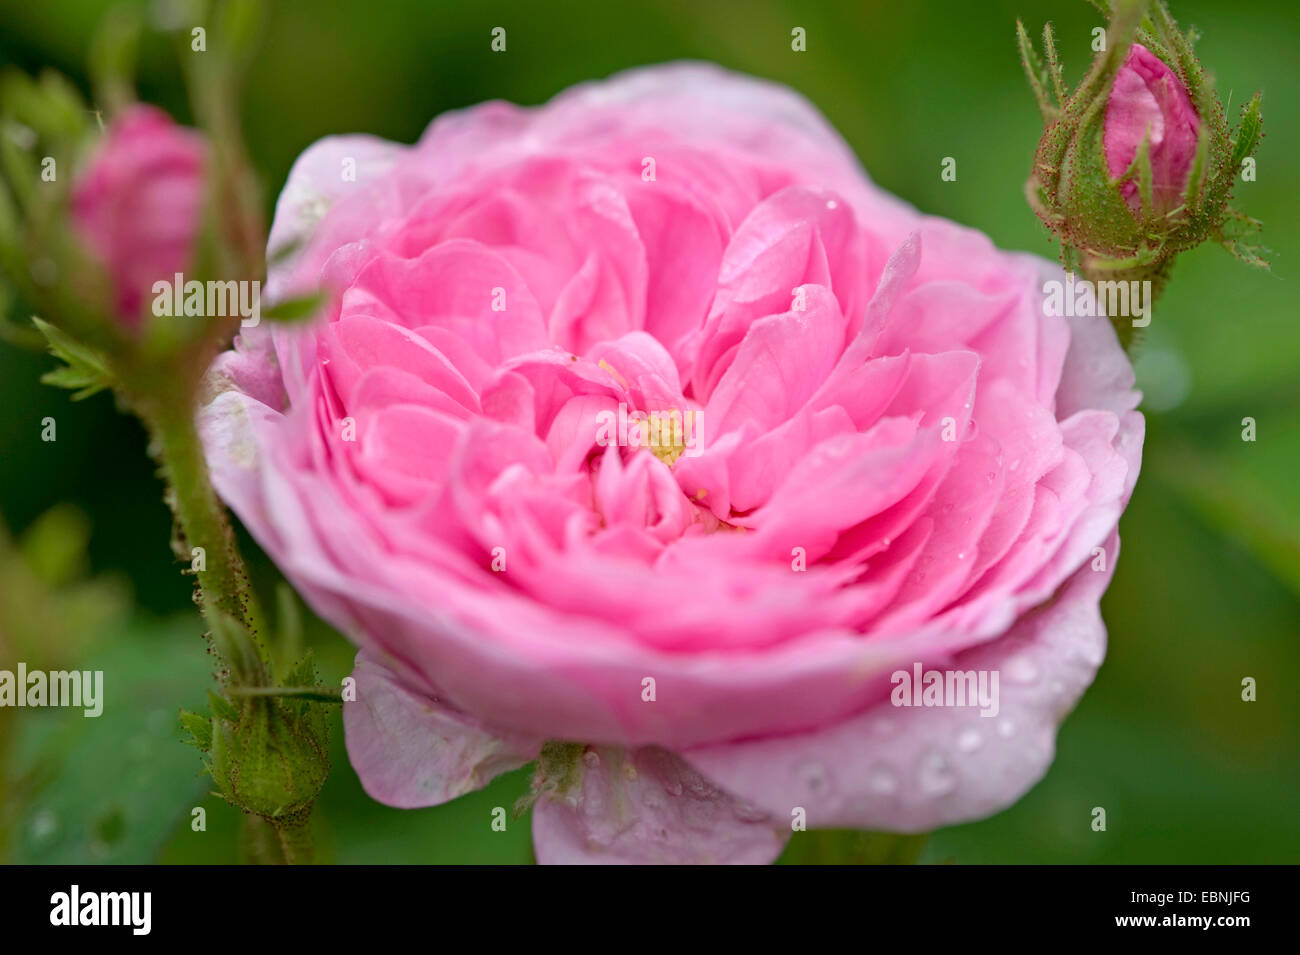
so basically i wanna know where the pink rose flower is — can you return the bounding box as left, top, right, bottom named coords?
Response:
left=71, top=104, right=206, bottom=328
left=200, top=64, right=1143, bottom=863
left=1104, top=43, right=1200, bottom=216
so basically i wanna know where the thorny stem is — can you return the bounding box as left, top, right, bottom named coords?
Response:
left=135, top=379, right=319, bottom=863
left=139, top=383, right=269, bottom=684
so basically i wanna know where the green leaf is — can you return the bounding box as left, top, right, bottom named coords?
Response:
left=31, top=316, right=114, bottom=397
left=262, top=292, right=325, bottom=324
left=9, top=615, right=216, bottom=863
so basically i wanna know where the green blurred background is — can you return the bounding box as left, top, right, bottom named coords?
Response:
left=0, top=0, right=1296, bottom=863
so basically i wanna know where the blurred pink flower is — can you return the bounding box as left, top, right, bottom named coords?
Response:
left=1104, top=43, right=1200, bottom=216
left=200, top=64, right=1143, bottom=863
left=70, top=104, right=206, bottom=327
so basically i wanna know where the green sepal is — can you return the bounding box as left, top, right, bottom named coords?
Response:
left=180, top=709, right=214, bottom=751
left=1230, top=92, right=1263, bottom=172
left=1016, top=20, right=1057, bottom=120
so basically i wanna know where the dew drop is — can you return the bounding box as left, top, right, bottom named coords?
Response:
left=957, top=729, right=983, bottom=753
left=798, top=762, right=831, bottom=794
left=29, top=808, right=58, bottom=843
left=918, top=751, right=956, bottom=796
left=998, top=719, right=1017, bottom=738
left=868, top=765, right=898, bottom=794
left=1005, top=654, right=1039, bottom=685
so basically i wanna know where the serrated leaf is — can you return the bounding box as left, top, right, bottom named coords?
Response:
left=39, top=366, right=110, bottom=400
left=31, top=316, right=114, bottom=396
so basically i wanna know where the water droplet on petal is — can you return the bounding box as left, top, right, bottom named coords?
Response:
left=957, top=729, right=983, bottom=753
left=1005, top=654, right=1039, bottom=684
left=918, top=751, right=956, bottom=796
left=798, top=762, right=831, bottom=794
left=998, top=719, right=1017, bottom=738
left=868, top=765, right=898, bottom=794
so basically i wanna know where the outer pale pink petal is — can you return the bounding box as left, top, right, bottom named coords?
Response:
left=265, top=134, right=405, bottom=301
left=683, top=533, right=1118, bottom=832
left=532, top=746, right=788, bottom=865
left=343, top=651, right=542, bottom=809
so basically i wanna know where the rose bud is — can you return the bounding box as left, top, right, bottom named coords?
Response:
left=70, top=104, right=206, bottom=330
left=1019, top=0, right=1264, bottom=343
left=1104, top=43, right=1200, bottom=217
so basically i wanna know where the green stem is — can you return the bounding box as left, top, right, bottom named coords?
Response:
left=140, top=386, right=269, bottom=684
left=140, top=387, right=324, bottom=863
left=242, top=813, right=316, bottom=865
left=274, top=816, right=316, bottom=865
